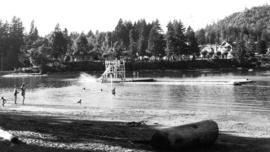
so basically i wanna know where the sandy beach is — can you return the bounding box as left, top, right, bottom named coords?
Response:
left=1, top=104, right=270, bottom=152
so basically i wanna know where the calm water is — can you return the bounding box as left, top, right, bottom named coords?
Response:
left=0, top=70, right=270, bottom=116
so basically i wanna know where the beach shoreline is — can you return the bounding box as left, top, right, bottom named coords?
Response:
left=1, top=104, right=270, bottom=151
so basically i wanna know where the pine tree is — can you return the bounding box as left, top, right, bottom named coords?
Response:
left=174, top=20, right=187, bottom=55
left=137, top=24, right=147, bottom=56
left=9, top=17, right=24, bottom=68
left=196, top=29, right=206, bottom=45
left=166, top=20, right=187, bottom=56
left=0, top=21, right=9, bottom=56
left=19, top=20, right=40, bottom=67
left=49, top=24, right=68, bottom=61
left=113, top=19, right=132, bottom=49
left=29, top=20, right=39, bottom=42
left=147, top=20, right=165, bottom=56
left=234, top=41, right=247, bottom=62
left=129, top=29, right=137, bottom=58
left=165, top=22, right=175, bottom=56
left=186, top=26, right=200, bottom=55
left=74, top=33, right=89, bottom=56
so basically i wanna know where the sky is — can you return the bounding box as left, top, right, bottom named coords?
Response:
left=0, top=0, right=269, bottom=35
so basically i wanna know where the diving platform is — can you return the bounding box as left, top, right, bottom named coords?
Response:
left=98, top=59, right=155, bottom=83
left=100, top=78, right=155, bottom=83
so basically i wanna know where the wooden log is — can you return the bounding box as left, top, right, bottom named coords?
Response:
left=150, top=120, right=219, bottom=150
left=0, top=128, right=19, bottom=144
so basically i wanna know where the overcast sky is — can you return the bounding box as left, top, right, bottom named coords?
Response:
left=0, top=0, right=269, bottom=35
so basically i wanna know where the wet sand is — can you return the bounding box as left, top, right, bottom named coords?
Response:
left=0, top=105, right=270, bottom=152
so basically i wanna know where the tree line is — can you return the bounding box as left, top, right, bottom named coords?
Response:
left=0, top=17, right=200, bottom=70
left=1, top=5, right=270, bottom=71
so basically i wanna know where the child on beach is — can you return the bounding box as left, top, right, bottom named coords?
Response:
left=20, top=83, right=26, bottom=105
left=1, top=97, right=7, bottom=107
left=13, top=88, right=19, bottom=104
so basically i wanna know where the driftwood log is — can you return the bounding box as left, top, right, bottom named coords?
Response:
left=0, top=128, right=19, bottom=144
left=151, top=120, right=219, bottom=150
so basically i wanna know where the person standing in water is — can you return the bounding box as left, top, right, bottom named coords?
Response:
left=1, top=97, right=7, bottom=107
left=13, top=87, right=19, bottom=104
left=112, top=87, right=116, bottom=95
left=20, top=83, right=26, bottom=105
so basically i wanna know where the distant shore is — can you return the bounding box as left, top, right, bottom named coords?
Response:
left=12, top=59, right=262, bottom=74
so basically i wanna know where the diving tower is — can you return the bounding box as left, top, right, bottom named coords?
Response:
left=98, top=59, right=154, bottom=83
left=99, top=60, right=126, bottom=83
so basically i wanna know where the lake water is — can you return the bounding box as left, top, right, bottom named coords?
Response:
left=0, top=70, right=270, bottom=129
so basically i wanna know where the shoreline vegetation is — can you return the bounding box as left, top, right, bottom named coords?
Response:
left=1, top=5, right=270, bottom=73
left=13, top=59, right=266, bottom=74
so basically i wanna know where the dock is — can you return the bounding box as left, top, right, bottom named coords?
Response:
left=99, top=78, right=155, bottom=83
left=174, top=79, right=253, bottom=85
left=124, top=78, right=253, bottom=85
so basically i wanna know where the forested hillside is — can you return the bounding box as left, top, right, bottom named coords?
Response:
left=196, top=5, right=270, bottom=54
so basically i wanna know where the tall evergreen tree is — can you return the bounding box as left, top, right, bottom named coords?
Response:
left=165, top=22, right=175, bottom=56
left=137, top=24, right=148, bottom=56
left=74, top=33, right=89, bottom=55
left=49, top=24, right=68, bottom=61
left=234, top=41, right=247, bottom=62
left=147, top=20, right=165, bottom=56
left=29, top=20, right=39, bottom=42
left=129, top=29, right=137, bottom=58
left=114, top=19, right=132, bottom=49
left=196, top=29, right=206, bottom=45
left=174, top=20, right=186, bottom=55
left=166, top=20, right=187, bottom=56
left=186, top=26, right=200, bottom=55
left=9, top=17, right=24, bottom=68
left=0, top=21, right=9, bottom=56
left=19, top=20, right=40, bottom=66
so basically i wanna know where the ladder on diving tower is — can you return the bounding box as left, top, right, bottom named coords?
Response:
left=99, top=60, right=126, bottom=83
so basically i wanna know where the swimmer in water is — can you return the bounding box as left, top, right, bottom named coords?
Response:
left=112, top=88, right=116, bottom=95
left=1, top=97, right=7, bottom=107
left=20, top=83, right=26, bottom=105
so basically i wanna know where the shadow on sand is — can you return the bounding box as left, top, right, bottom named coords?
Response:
left=0, top=111, right=269, bottom=152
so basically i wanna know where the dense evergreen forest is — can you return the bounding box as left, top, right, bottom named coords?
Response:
left=196, top=5, right=270, bottom=54
left=0, top=18, right=200, bottom=71
left=0, top=5, right=270, bottom=71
